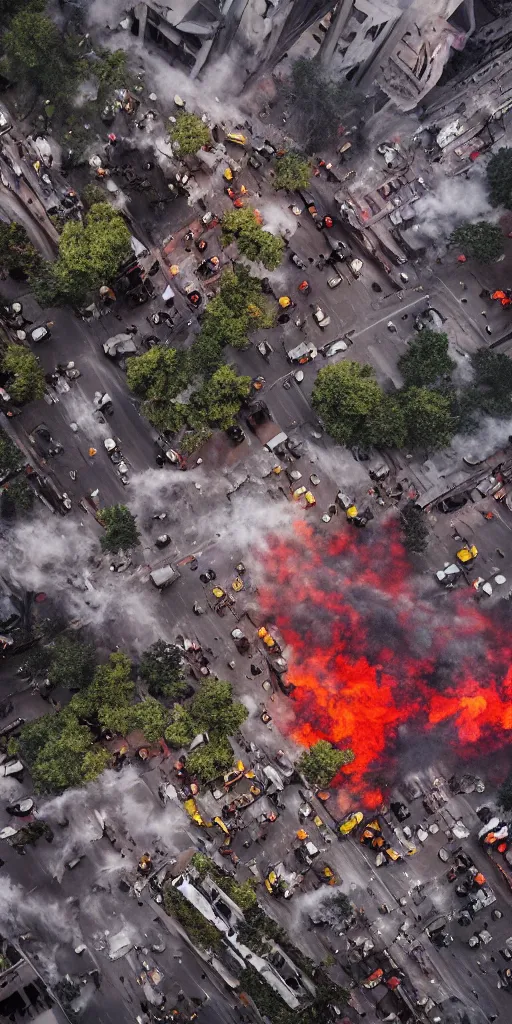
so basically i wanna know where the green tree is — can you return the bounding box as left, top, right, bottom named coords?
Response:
left=290, top=57, right=361, bottom=153
left=498, top=769, right=512, bottom=811
left=126, top=346, right=188, bottom=432
left=2, top=343, right=45, bottom=403
left=273, top=152, right=311, bottom=191
left=165, top=704, right=195, bottom=748
left=190, top=679, right=248, bottom=736
left=0, top=0, right=44, bottom=23
left=94, top=49, right=128, bottom=90
left=470, top=348, right=512, bottom=416
left=17, top=710, right=109, bottom=793
left=298, top=740, right=354, bottom=788
left=400, top=501, right=429, bottom=554
left=33, top=203, right=131, bottom=307
left=130, top=697, right=169, bottom=743
left=3, top=5, right=82, bottom=101
left=0, top=429, right=23, bottom=478
left=398, top=329, right=455, bottom=387
left=194, top=266, right=275, bottom=360
left=71, top=652, right=134, bottom=721
left=221, top=208, right=284, bottom=270
left=97, top=504, right=140, bottom=553
left=163, top=885, right=221, bottom=951
left=366, top=393, right=407, bottom=449
left=190, top=365, right=251, bottom=429
left=400, top=386, right=454, bottom=450
left=1, top=475, right=34, bottom=517
left=487, top=147, right=512, bottom=208
left=0, top=222, right=43, bottom=279
left=312, top=361, right=383, bottom=446
left=81, top=183, right=106, bottom=210
left=48, top=637, right=95, bottom=691
left=186, top=739, right=234, bottom=782
left=140, top=640, right=188, bottom=700
left=450, top=221, right=503, bottom=262
left=170, top=112, right=210, bottom=155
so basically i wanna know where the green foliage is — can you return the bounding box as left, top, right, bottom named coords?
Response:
left=196, top=265, right=275, bottom=359
left=97, top=504, right=140, bottom=553
left=3, top=5, right=82, bottom=100
left=400, top=501, right=429, bottom=554
left=164, top=704, right=195, bottom=748
left=0, top=429, right=23, bottom=477
left=48, top=637, right=95, bottom=691
left=189, top=365, right=251, bottom=429
left=186, top=739, right=234, bottom=782
left=190, top=679, right=248, bottom=736
left=398, top=329, right=455, bottom=387
left=126, top=346, right=188, bottom=432
left=140, top=640, right=188, bottom=700
left=221, top=208, right=284, bottom=269
left=81, top=183, right=106, bottom=210
left=179, top=426, right=213, bottom=456
left=190, top=853, right=258, bottom=908
left=450, top=220, right=503, bottom=262
left=1, top=475, right=34, bottom=517
left=71, top=652, right=134, bottom=726
left=17, top=710, right=109, bottom=793
left=0, top=222, right=43, bottom=278
left=498, top=769, right=512, bottom=811
left=332, top=892, right=353, bottom=919
left=163, top=884, right=221, bottom=951
left=469, top=348, right=512, bottom=417
left=33, top=203, right=131, bottom=307
left=298, top=740, right=354, bottom=788
left=169, top=112, right=210, bottom=155
left=2, top=343, right=45, bottom=403
left=0, top=0, right=44, bottom=23
left=400, top=386, right=454, bottom=451
left=273, top=151, right=311, bottom=191
left=312, top=361, right=385, bottom=446
left=487, top=147, right=512, bottom=208
left=94, top=49, right=128, bottom=90
left=129, top=696, right=168, bottom=743
left=186, top=333, right=223, bottom=379
left=290, top=57, right=361, bottom=153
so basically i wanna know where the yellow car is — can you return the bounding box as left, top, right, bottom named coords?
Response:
left=338, top=811, right=363, bottom=836
left=226, top=132, right=247, bottom=147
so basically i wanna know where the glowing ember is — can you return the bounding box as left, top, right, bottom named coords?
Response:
left=258, top=520, right=512, bottom=808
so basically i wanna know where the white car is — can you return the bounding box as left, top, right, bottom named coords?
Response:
left=312, top=306, right=331, bottom=328
left=30, top=325, right=50, bottom=343
left=327, top=275, right=343, bottom=288
left=324, top=339, right=347, bottom=357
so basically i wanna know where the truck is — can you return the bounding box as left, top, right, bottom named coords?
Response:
left=149, top=565, right=181, bottom=589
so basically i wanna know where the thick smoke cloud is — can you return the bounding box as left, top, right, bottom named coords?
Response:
left=414, top=172, right=494, bottom=242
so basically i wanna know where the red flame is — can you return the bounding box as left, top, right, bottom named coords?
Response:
left=257, top=520, right=512, bottom=809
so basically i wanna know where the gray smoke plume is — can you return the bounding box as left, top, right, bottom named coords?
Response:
left=414, top=172, right=495, bottom=242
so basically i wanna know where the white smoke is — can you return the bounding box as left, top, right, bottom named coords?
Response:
left=414, top=172, right=495, bottom=242
left=452, top=414, right=512, bottom=461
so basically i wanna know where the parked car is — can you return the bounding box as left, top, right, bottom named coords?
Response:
left=327, top=274, right=343, bottom=288
left=348, top=258, right=363, bottom=278
left=29, top=325, right=51, bottom=343
left=323, top=339, right=347, bottom=357
left=290, top=252, right=307, bottom=270
left=312, top=305, right=331, bottom=328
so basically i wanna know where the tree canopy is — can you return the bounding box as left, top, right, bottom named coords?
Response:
left=487, top=147, right=512, bottom=209
left=3, top=4, right=82, bottom=100
left=450, top=221, right=503, bottom=263
left=2, top=343, right=45, bottom=403
left=289, top=57, right=361, bottom=153
left=189, top=365, right=251, bottom=429
left=469, top=348, right=512, bottom=417
left=400, top=386, right=454, bottom=451
left=164, top=679, right=248, bottom=781
left=126, top=346, right=188, bottom=432
left=273, top=152, right=311, bottom=191
left=298, top=740, right=354, bottom=788
left=0, top=222, right=43, bottom=279
left=139, top=640, right=188, bottom=701
left=169, top=111, right=210, bottom=155
left=98, top=504, right=140, bottom=553
left=34, top=203, right=131, bottom=307
left=398, top=329, right=455, bottom=387
left=0, top=429, right=23, bottom=478
left=191, top=266, right=274, bottom=368
left=311, top=361, right=385, bottom=446
left=71, top=652, right=168, bottom=742
left=221, top=208, right=284, bottom=270
left=47, top=637, right=95, bottom=691
left=400, top=501, right=429, bottom=554
left=16, top=709, right=110, bottom=793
